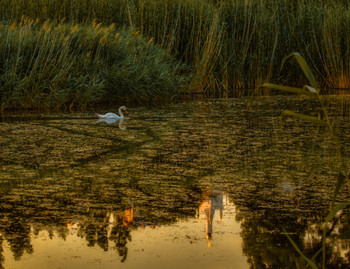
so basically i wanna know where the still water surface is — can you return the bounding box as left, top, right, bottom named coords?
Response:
left=0, top=96, right=349, bottom=268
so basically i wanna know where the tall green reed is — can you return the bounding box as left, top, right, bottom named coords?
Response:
left=1, top=0, right=350, bottom=100
left=0, top=19, right=188, bottom=110
left=259, top=52, right=350, bottom=269
left=127, top=0, right=350, bottom=95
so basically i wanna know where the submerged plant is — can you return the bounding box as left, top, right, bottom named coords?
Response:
left=259, top=52, right=350, bottom=268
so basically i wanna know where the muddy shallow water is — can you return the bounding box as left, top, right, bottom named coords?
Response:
left=0, top=96, right=349, bottom=268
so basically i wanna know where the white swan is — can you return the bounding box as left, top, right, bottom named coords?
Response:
left=96, top=106, right=128, bottom=119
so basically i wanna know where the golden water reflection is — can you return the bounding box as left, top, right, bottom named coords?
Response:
left=2, top=193, right=247, bottom=269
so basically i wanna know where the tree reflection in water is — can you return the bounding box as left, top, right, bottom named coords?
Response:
left=110, top=223, right=131, bottom=262
left=0, top=236, right=4, bottom=269
left=0, top=182, right=349, bottom=268
left=228, top=177, right=350, bottom=268
left=2, top=218, right=33, bottom=261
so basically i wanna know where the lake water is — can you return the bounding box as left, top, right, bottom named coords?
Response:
left=0, top=96, right=349, bottom=268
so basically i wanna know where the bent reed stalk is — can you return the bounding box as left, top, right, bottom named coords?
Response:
left=260, top=52, right=350, bottom=269
left=1, top=0, right=350, bottom=109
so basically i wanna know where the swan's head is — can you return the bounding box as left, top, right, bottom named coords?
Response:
left=120, top=106, right=128, bottom=114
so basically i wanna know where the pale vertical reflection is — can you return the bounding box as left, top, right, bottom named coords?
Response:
left=197, top=190, right=225, bottom=247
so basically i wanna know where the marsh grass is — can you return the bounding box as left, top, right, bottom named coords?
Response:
left=259, top=52, right=350, bottom=268
left=0, top=19, right=188, bottom=110
left=1, top=0, right=350, bottom=108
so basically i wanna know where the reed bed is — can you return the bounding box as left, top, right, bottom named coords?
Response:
left=0, top=0, right=350, bottom=109
left=0, top=19, right=187, bottom=110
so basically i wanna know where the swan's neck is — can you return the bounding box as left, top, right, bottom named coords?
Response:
left=118, top=118, right=126, bottom=130
left=118, top=107, right=124, bottom=118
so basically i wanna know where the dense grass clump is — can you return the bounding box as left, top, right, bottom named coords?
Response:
left=1, top=0, right=350, bottom=109
left=0, top=19, right=188, bottom=110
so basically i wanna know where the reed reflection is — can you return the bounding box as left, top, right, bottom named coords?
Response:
left=227, top=179, right=350, bottom=268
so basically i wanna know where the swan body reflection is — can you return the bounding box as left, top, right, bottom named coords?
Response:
left=96, top=106, right=128, bottom=130
left=96, top=106, right=128, bottom=119
left=97, top=117, right=126, bottom=130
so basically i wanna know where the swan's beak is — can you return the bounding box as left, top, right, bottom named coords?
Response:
left=125, top=109, right=128, bottom=114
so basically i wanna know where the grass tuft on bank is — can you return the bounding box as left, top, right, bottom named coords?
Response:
left=0, top=19, right=189, bottom=110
